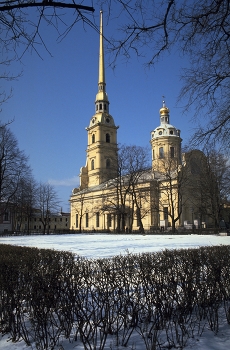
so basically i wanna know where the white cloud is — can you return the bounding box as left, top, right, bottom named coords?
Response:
left=48, top=176, right=79, bottom=187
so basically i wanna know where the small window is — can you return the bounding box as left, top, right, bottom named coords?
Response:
left=104, top=104, right=107, bottom=110
left=107, top=214, right=111, bottom=227
left=86, top=213, right=89, bottom=228
left=170, top=146, right=175, bottom=158
left=92, top=134, right=95, bottom=143
left=4, top=212, right=9, bottom=221
left=99, top=103, right=102, bottom=110
left=152, top=149, right=155, bottom=159
left=170, top=130, right=173, bottom=135
left=91, top=159, right=94, bottom=170
left=106, top=159, right=110, bottom=169
left=60, top=218, right=62, bottom=222
left=159, top=147, right=164, bottom=158
left=96, top=212, right=100, bottom=227
left=106, top=133, right=110, bottom=143
left=164, top=207, right=168, bottom=220
left=76, top=214, right=78, bottom=228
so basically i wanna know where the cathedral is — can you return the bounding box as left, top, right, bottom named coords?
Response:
left=70, top=12, right=214, bottom=233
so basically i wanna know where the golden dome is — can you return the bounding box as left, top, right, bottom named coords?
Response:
left=159, top=100, right=170, bottom=115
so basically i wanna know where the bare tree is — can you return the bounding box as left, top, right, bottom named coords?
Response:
left=101, top=0, right=230, bottom=147
left=0, top=1, right=95, bottom=57
left=0, top=123, right=31, bottom=221
left=156, top=158, right=188, bottom=233
left=71, top=188, right=87, bottom=232
left=101, top=144, right=151, bottom=232
left=37, top=182, right=60, bottom=234
left=11, top=176, right=38, bottom=232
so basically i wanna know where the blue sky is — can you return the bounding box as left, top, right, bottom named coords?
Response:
left=1, top=7, right=196, bottom=212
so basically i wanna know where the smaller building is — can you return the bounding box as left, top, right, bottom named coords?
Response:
left=0, top=208, right=12, bottom=233
left=0, top=208, right=70, bottom=234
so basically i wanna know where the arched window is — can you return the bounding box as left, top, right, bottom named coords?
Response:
left=85, top=213, right=89, bottom=227
left=92, top=134, right=95, bottom=143
left=99, top=103, right=102, bottom=110
left=106, top=133, right=110, bottom=143
left=91, top=159, right=94, bottom=170
left=106, top=159, right=110, bottom=169
left=159, top=147, right=164, bottom=158
left=170, top=146, right=175, bottom=158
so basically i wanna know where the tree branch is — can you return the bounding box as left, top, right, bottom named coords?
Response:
left=0, top=1, right=95, bottom=12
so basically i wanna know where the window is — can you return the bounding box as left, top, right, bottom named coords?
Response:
left=106, top=133, right=110, bottom=143
left=107, top=213, right=111, bottom=228
left=92, top=134, right=95, bottom=143
left=159, top=147, right=164, bottom=158
left=91, top=159, right=94, bottom=170
left=60, top=218, right=62, bottom=222
left=106, top=158, right=110, bottom=169
left=76, top=214, right=78, bottom=228
left=170, top=130, right=173, bottom=135
left=152, top=149, right=155, bottom=159
left=99, top=103, right=102, bottom=109
left=66, top=218, right=68, bottom=222
left=170, top=147, right=175, bottom=158
left=104, top=104, right=107, bottom=110
left=4, top=212, right=9, bottom=221
left=86, top=213, right=89, bottom=227
left=96, top=212, right=100, bottom=227
left=163, top=207, right=168, bottom=220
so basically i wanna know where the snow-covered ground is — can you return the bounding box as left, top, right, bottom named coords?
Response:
left=0, top=233, right=230, bottom=258
left=0, top=233, right=230, bottom=350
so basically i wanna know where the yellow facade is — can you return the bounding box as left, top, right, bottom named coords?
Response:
left=70, top=12, right=215, bottom=233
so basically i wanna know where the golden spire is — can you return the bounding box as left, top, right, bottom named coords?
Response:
left=98, top=10, right=105, bottom=87
left=95, top=10, right=109, bottom=112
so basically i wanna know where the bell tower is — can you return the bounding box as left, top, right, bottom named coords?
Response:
left=150, top=100, right=182, bottom=173
left=79, top=11, right=119, bottom=189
